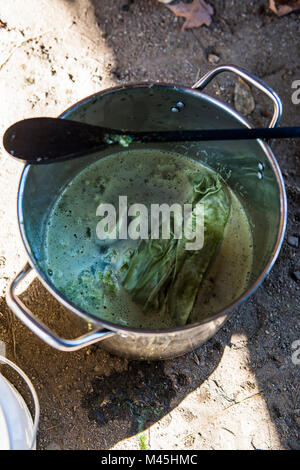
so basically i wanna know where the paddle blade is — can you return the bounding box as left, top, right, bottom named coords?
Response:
left=3, top=117, right=107, bottom=164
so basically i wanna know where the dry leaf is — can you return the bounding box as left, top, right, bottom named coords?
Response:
left=167, top=0, right=214, bottom=32
left=269, top=0, right=300, bottom=16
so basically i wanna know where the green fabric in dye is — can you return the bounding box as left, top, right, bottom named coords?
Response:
left=122, top=172, right=231, bottom=326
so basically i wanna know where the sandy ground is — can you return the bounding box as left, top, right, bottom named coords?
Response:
left=0, top=0, right=299, bottom=450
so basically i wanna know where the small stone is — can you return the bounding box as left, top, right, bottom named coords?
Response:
left=288, top=236, right=299, bottom=248
left=234, top=78, right=255, bottom=116
left=208, top=53, right=220, bottom=64
left=46, top=442, right=61, bottom=451
left=292, top=271, right=300, bottom=282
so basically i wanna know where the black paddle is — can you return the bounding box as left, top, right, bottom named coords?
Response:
left=3, top=117, right=300, bottom=164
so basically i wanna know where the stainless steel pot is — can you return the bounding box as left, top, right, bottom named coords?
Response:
left=6, top=65, right=287, bottom=360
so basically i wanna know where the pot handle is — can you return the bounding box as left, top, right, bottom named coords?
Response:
left=192, top=64, right=282, bottom=128
left=6, top=263, right=116, bottom=352
left=0, top=355, right=40, bottom=450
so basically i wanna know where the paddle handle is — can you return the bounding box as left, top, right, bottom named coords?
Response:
left=129, top=126, right=300, bottom=143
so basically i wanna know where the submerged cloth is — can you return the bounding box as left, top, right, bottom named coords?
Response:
left=122, top=172, right=231, bottom=326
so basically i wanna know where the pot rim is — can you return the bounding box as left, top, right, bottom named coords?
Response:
left=17, top=81, right=287, bottom=336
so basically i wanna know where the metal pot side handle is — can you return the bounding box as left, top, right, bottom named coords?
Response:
left=192, top=64, right=283, bottom=129
left=0, top=355, right=40, bottom=450
left=6, top=263, right=116, bottom=352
